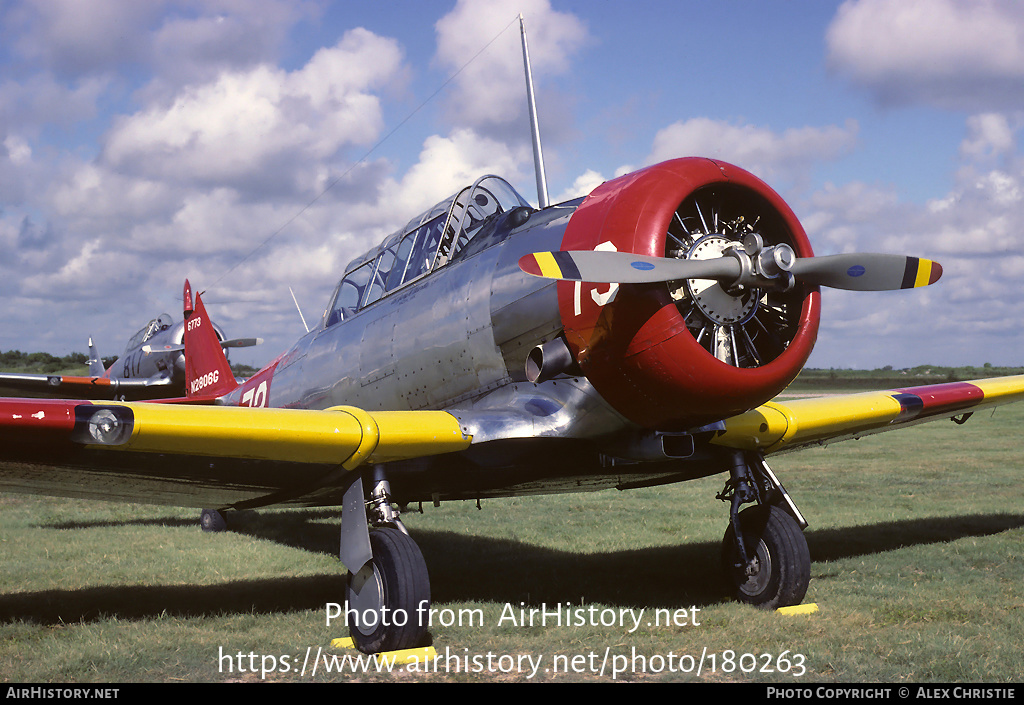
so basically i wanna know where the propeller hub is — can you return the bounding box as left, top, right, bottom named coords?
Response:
left=759, top=243, right=795, bottom=277
left=678, top=235, right=758, bottom=325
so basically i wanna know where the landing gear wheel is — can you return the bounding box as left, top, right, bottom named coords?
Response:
left=722, top=505, right=809, bottom=609
left=200, top=508, right=228, bottom=532
left=346, top=527, right=430, bottom=654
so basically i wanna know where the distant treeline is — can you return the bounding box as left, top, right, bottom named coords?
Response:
left=0, top=349, right=115, bottom=374
left=793, top=364, right=1024, bottom=390
left=1, top=349, right=255, bottom=376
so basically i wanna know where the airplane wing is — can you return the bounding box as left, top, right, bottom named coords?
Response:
left=711, top=375, right=1024, bottom=454
left=6, top=374, right=1022, bottom=507
left=0, top=372, right=175, bottom=400
left=0, top=397, right=470, bottom=507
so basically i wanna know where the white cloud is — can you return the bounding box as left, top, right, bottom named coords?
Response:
left=433, top=0, right=587, bottom=134
left=801, top=111, right=1024, bottom=367
left=2, top=21, right=407, bottom=357
left=4, top=0, right=162, bottom=78
left=19, top=238, right=141, bottom=301
left=399, top=129, right=524, bottom=207
left=0, top=135, right=38, bottom=208
left=101, top=29, right=404, bottom=198
left=827, top=0, right=1024, bottom=110
left=960, top=113, right=1020, bottom=162
left=645, top=118, right=859, bottom=190
left=148, top=2, right=310, bottom=88
left=3, top=0, right=312, bottom=85
left=0, top=73, right=109, bottom=135
left=802, top=181, right=906, bottom=254
left=3, top=136, right=31, bottom=165
left=552, top=169, right=605, bottom=204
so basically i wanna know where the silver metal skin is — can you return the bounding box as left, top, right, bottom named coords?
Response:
left=87, top=337, right=104, bottom=376
left=262, top=187, right=629, bottom=447
left=340, top=476, right=372, bottom=573
left=119, top=315, right=188, bottom=388
left=217, top=178, right=660, bottom=513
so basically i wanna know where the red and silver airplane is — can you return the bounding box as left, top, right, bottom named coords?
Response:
left=3, top=156, right=1024, bottom=655
left=0, top=314, right=257, bottom=401
left=3, top=18, right=1024, bottom=655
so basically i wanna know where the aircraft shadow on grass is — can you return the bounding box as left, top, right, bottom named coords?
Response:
left=3, top=510, right=1023, bottom=626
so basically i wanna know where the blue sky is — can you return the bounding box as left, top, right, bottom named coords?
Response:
left=2, top=0, right=1023, bottom=370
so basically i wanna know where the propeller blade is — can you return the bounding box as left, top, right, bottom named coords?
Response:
left=789, top=254, right=942, bottom=291
left=221, top=337, right=263, bottom=348
left=141, top=343, right=183, bottom=353
left=142, top=338, right=263, bottom=354
left=519, top=250, right=943, bottom=292
left=518, top=251, right=739, bottom=284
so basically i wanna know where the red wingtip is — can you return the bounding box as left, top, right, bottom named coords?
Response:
left=183, top=279, right=194, bottom=315
left=930, top=261, right=943, bottom=285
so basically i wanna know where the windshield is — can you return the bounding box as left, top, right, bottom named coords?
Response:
left=324, top=176, right=530, bottom=325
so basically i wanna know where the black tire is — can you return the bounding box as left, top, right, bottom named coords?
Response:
left=200, top=508, right=227, bottom=532
left=346, top=527, right=430, bottom=653
left=722, top=505, right=810, bottom=609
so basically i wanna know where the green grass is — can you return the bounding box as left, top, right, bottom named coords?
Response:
left=2, top=402, right=1023, bottom=682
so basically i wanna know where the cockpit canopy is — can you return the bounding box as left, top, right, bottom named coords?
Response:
left=127, top=314, right=174, bottom=351
left=324, top=175, right=531, bottom=326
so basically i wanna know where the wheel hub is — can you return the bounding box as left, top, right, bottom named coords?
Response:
left=736, top=539, right=773, bottom=598
left=347, top=562, right=384, bottom=636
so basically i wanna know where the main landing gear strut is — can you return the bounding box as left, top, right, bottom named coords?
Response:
left=335, top=454, right=808, bottom=653
left=341, top=467, right=430, bottom=654
left=717, top=451, right=810, bottom=609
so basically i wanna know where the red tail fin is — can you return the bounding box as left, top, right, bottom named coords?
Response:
left=183, top=279, right=238, bottom=399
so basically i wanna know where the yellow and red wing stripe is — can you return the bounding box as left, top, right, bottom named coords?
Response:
left=714, top=375, right=1024, bottom=453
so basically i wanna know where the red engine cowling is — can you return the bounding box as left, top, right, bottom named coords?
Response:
left=558, top=158, right=820, bottom=429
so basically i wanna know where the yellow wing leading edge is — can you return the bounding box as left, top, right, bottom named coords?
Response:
left=712, top=375, right=1024, bottom=454
left=79, top=401, right=472, bottom=467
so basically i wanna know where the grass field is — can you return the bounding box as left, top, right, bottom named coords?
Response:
left=2, top=397, right=1022, bottom=683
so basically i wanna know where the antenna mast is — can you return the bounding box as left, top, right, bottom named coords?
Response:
left=520, top=14, right=550, bottom=209
left=289, top=286, right=310, bottom=333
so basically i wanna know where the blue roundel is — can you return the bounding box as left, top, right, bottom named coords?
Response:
left=847, top=265, right=866, bottom=278
left=631, top=261, right=656, bottom=271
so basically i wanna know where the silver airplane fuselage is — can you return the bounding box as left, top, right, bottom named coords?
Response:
left=109, top=314, right=230, bottom=398
left=222, top=160, right=821, bottom=503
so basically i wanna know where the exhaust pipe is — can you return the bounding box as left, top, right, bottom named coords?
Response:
left=525, top=338, right=575, bottom=383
